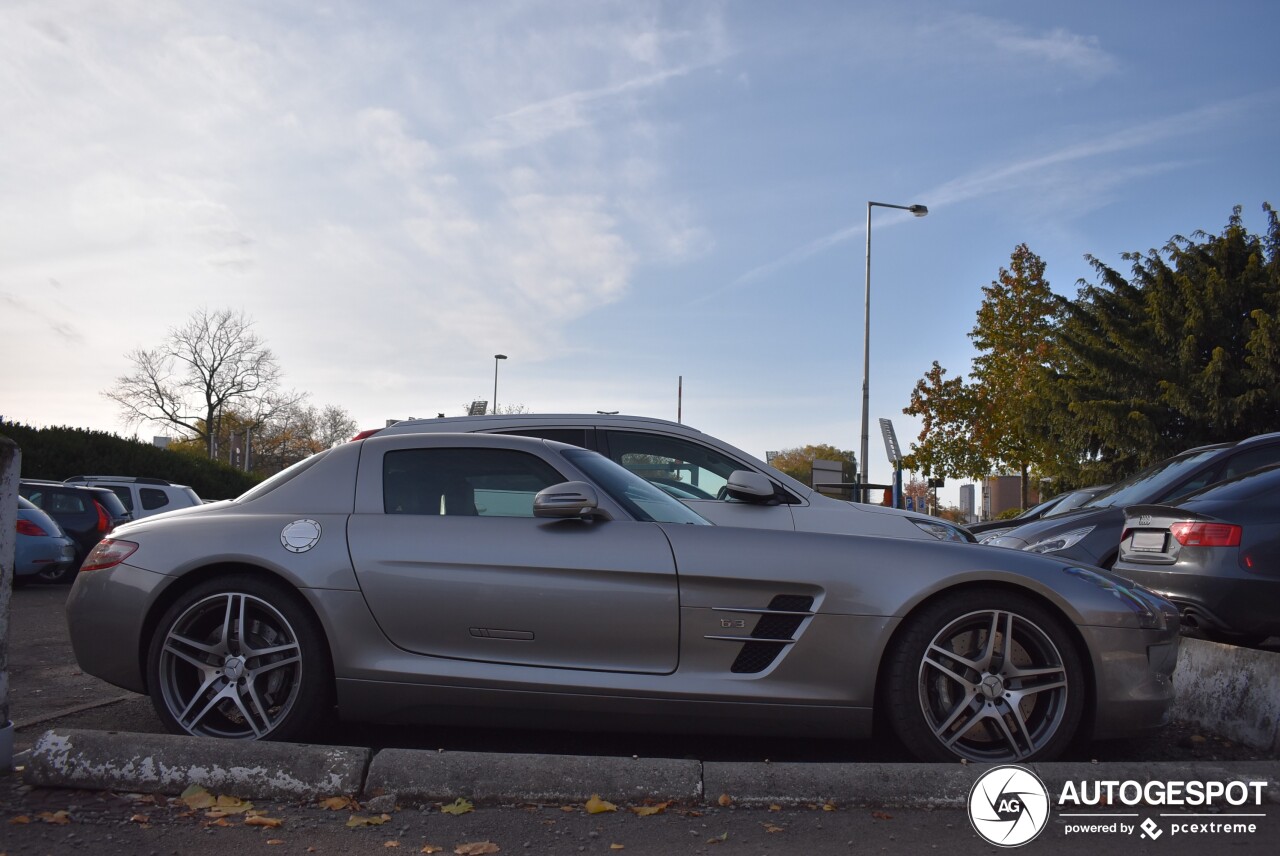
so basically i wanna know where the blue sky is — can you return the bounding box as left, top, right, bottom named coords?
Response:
left=2, top=0, right=1277, bottom=506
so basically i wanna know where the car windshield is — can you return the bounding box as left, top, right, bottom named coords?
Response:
left=1081, top=448, right=1226, bottom=508
left=1176, top=463, right=1280, bottom=503
left=561, top=448, right=710, bottom=525
left=1044, top=486, right=1107, bottom=518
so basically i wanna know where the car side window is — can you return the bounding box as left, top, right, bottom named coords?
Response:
left=383, top=448, right=566, bottom=518
left=602, top=431, right=745, bottom=500
left=140, top=488, right=170, bottom=511
left=493, top=427, right=593, bottom=448
left=1221, top=445, right=1280, bottom=481
left=110, top=486, right=135, bottom=512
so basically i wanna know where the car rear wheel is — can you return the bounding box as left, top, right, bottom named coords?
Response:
left=35, top=562, right=77, bottom=585
left=146, top=576, right=331, bottom=740
left=884, top=589, right=1085, bottom=763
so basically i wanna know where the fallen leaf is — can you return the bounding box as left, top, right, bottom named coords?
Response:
left=453, top=843, right=500, bottom=855
left=611, top=845, right=625, bottom=851
left=267, top=840, right=286, bottom=846
left=762, top=823, right=784, bottom=834
left=629, top=802, right=669, bottom=817
left=871, top=810, right=893, bottom=821
left=129, top=814, right=150, bottom=824
left=768, top=804, right=782, bottom=812
left=320, top=796, right=359, bottom=811
left=347, top=814, right=393, bottom=828
left=385, top=842, right=401, bottom=848
left=9, top=815, right=31, bottom=825
left=717, top=793, right=733, bottom=807
left=585, top=795, right=617, bottom=815
left=421, top=846, right=444, bottom=854
left=204, top=818, right=231, bottom=828
left=822, top=802, right=836, bottom=812
left=246, top=815, right=284, bottom=828
left=37, top=811, right=71, bottom=826
left=559, top=805, right=575, bottom=813
left=217, top=795, right=253, bottom=811
left=441, top=798, right=474, bottom=816
left=181, top=785, right=217, bottom=810
left=706, top=831, right=729, bottom=844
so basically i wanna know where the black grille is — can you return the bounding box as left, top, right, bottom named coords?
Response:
left=730, top=595, right=814, bottom=674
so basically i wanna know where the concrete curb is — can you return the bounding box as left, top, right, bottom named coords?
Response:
left=1173, top=638, right=1280, bottom=751
left=24, top=729, right=370, bottom=800
left=20, top=728, right=1280, bottom=809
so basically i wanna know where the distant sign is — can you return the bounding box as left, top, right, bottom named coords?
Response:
left=468, top=401, right=488, bottom=416
left=879, top=418, right=902, bottom=464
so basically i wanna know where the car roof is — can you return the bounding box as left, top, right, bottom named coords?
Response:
left=377, top=413, right=706, bottom=436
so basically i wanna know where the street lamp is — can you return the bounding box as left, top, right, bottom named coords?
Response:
left=860, top=201, right=927, bottom=503
left=493, top=354, right=507, bottom=414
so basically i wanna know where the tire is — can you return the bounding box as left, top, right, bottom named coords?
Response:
left=35, top=562, right=77, bottom=585
left=146, top=575, right=331, bottom=740
left=884, top=588, right=1085, bottom=763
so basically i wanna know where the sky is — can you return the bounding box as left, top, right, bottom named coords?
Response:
left=2, top=0, right=1278, bottom=509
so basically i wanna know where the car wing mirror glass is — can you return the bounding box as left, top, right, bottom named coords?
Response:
left=534, top=481, right=611, bottom=520
left=724, top=470, right=775, bottom=503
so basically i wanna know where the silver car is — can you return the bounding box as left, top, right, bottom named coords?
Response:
left=367, top=413, right=972, bottom=542
left=67, top=433, right=1180, bottom=763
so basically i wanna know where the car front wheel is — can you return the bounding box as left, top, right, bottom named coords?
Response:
left=146, top=576, right=331, bottom=740
left=884, top=589, right=1085, bottom=763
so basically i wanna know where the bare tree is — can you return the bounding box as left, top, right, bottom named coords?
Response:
left=105, top=308, right=301, bottom=459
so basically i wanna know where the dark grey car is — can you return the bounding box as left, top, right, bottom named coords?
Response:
left=986, top=433, right=1280, bottom=567
left=1115, top=464, right=1280, bottom=646
left=66, top=433, right=1179, bottom=764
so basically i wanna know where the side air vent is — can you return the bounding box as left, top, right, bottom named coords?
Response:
left=704, top=594, right=816, bottom=675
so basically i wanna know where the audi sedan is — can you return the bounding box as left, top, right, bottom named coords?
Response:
left=67, top=433, right=1179, bottom=763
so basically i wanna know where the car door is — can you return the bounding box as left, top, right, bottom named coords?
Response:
left=347, top=438, right=680, bottom=674
left=600, top=429, right=797, bottom=530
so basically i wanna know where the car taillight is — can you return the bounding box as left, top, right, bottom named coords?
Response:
left=17, top=519, right=49, bottom=536
left=80, top=539, right=139, bottom=572
left=351, top=428, right=383, bottom=441
left=93, top=500, right=112, bottom=533
left=1170, top=521, right=1241, bottom=547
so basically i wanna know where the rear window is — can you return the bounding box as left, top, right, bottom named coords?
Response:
left=141, top=488, right=170, bottom=510
left=1083, top=447, right=1226, bottom=508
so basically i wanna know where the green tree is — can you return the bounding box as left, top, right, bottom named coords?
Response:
left=768, top=444, right=855, bottom=487
left=1047, top=204, right=1280, bottom=481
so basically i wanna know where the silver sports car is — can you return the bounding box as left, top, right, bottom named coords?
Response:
left=67, top=433, right=1180, bottom=763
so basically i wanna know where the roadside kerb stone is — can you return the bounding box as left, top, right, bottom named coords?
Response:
left=364, top=748, right=702, bottom=807
left=24, top=728, right=370, bottom=800
left=703, top=761, right=988, bottom=808
left=1173, top=638, right=1280, bottom=751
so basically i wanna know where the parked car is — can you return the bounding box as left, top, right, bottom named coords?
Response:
left=969, top=485, right=1110, bottom=542
left=19, top=480, right=132, bottom=576
left=63, top=475, right=202, bottom=519
left=67, top=433, right=1179, bottom=763
left=1114, top=464, right=1280, bottom=647
left=360, top=414, right=974, bottom=543
left=14, top=496, right=77, bottom=584
left=985, top=433, right=1280, bottom=567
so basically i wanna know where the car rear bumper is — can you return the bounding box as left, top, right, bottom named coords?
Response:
left=66, top=562, right=173, bottom=694
left=1117, top=566, right=1280, bottom=637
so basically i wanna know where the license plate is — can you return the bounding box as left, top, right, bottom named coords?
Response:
left=1130, top=530, right=1166, bottom=552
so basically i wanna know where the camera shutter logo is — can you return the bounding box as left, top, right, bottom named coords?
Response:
left=968, top=765, right=1051, bottom=847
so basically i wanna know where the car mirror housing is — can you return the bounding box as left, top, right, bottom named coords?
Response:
left=534, top=481, right=611, bottom=520
left=724, top=470, right=776, bottom=503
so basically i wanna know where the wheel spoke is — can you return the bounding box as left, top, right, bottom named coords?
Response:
left=228, top=689, right=269, bottom=738
left=177, top=681, right=233, bottom=732
left=927, top=642, right=981, bottom=675
left=922, top=654, right=978, bottom=691
left=932, top=695, right=982, bottom=743
left=993, top=703, right=1034, bottom=759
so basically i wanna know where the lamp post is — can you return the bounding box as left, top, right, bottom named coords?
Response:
left=493, top=354, right=507, bottom=415
left=860, top=201, right=927, bottom=503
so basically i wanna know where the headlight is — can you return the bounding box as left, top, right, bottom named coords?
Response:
left=910, top=519, right=971, bottom=542
left=1024, top=526, right=1094, bottom=554
left=1063, top=566, right=1169, bottom=630
left=978, top=527, right=1013, bottom=544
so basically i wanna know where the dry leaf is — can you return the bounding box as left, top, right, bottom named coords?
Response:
left=611, top=845, right=625, bottom=851
left=129, top=814, right=150, bottom=824
left=629, top=802, right=669, bottom=817
left=421, top=846, right=444, bottom=854
left=559, top=805, right=575, bottom=813
left=871, top=810, right=893, bottom=820
left=822, top=802, right=836, bottom=812
left=453, top=843, right=500, bottom=856
left=38, top=811, right=72, bottom=825
left=320, top=796, right=358, bottom=811
left=347, top=814, right=393, bottom=828
left=585, top=795, right=617, bottom=815
left=204, top=818, right=231, bottom=828
left=441, top=798, right=474, bottom=816
left=180, top=785, right=216, bottom=810
left=385, top=842, right=401, bottom=849
left=10, top=815, right=31, bottom=825
left=717, top=793, right=732, bottom=807
left=267, top=840, right=286, bottom=846
left=707, top=831, right=729, bottom=844
left=246, top=815, right=284, bottom=828
left=762, top=823, right=784, bottom=834
left=768, top=804, right=782, bottom=812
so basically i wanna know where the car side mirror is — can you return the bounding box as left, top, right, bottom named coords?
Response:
left=724, top=470, right=776, bottom=503
left=534, top=481, right=612, bottom=520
